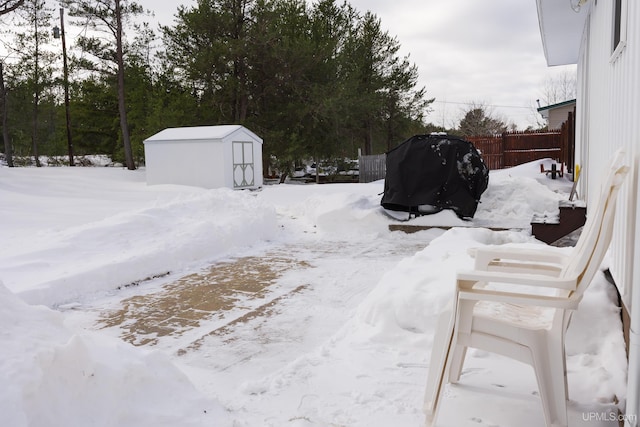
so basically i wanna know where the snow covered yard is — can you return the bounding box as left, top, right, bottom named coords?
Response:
left=0, top=161, right=628, bottom=426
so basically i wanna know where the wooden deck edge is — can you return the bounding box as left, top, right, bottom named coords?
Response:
left=388, top=224, right=523, bottom=234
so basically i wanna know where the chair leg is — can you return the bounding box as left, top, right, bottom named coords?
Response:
left=448, top=344, right=467, bottom=383
left=448, top=298, right=475, bottom=384
left=529, top=336, right=568, bottom=427
left=424, top=308, right=455, bottom=425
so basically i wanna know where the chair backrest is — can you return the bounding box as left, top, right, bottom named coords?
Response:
left=560, top=149, right=629, bottom=301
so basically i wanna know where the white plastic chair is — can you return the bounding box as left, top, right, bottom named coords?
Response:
left=424, top=150, right=629, bottom=427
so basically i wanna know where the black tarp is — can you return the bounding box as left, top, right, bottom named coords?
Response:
left=381, top=134, right=489, bottom=219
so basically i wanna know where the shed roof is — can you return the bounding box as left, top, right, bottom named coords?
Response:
left=537, top=99, right=576, bottom=113
left=144, top=125, right=262, bottom=144
left=536, top=0, right=590, bottom=66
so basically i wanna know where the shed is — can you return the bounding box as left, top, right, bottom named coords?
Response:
left=143, top=125, right=263, bottom=189
left=536, top=99, right=576, bottom=130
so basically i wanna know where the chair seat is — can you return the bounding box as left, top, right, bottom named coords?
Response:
left=474, top=300, right=555, bottom=331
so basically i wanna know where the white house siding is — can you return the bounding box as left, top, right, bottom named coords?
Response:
left=548, top=104, right=575, bottom=129
left=576, top=0, right=639, bottom=309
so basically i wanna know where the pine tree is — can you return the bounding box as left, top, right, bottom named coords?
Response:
left=458, top=104, right=508, bottom=137
left=61, top=0, right=147, bottom=170
left=10, top=0, right=57, bottom=166
left=161, top=0, right=432, bottom=165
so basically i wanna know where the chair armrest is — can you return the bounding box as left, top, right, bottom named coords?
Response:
left=469, top=246, right=569, bottom=271
left=457, top=269, right=577, bottom=291
left=482, top=260, right=563, bottom=277
left=457, top=288, right=580, bottom=310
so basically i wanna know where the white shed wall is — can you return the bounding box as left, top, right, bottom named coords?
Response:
left=254, top=143, right=264, bottom=187
left=577, top=0, right=639, bottom=308
left=145, top=140, right=226, bottom=188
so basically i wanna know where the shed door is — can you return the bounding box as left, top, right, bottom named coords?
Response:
left=232, top=141, right=254, bottom=188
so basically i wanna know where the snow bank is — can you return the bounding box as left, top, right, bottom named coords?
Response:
left=474, top=174, right=565, bottom=225
left=0, top=168, right=278, bottom=306
left=301, top=191, right=391, bottom=235
left=355, top=227, right=536, bottom=341
left=257, top=181, right=392, bottom=235
left=0, top=281, right=232, bottom=427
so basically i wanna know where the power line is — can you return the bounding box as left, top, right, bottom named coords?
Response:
left=432, top=100, right=533, bottom=109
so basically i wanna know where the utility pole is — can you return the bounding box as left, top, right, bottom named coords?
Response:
left=54, top=7, right=74, bottom=166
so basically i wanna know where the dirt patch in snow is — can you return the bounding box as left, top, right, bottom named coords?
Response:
left=98, top=253, right=310, bottom=347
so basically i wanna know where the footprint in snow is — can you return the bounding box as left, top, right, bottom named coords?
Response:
left=470, top=417, right=499, bottom=426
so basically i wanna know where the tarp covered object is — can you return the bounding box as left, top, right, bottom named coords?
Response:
left=381, top=134, right=489, bottom=219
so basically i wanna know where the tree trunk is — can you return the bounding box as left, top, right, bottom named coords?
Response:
left=60, top=7, right=74, bottom=166
left=363, top=119, right=373, bottom=155
left=233, top=58, right=248, bottom=122
left=232, top=0, right=248, bottom=123
left=385, top=95, right=397, bottom=152
left=0, top=62, right=14, bottom=167
left=31, top=22, right=41, bottom=167
left=31, top=93, right=40, bottom=166
left=115, top=0, right=135, bottom=170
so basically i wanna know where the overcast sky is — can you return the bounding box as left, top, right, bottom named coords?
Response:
left=344, top=0, right=578, bottom=129
left=139, top=0, right=576, bottom=130
left=348, top=0, right=569, bottom=128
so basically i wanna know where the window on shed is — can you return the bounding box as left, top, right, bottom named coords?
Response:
left=611, top=0, right=626, bottom=60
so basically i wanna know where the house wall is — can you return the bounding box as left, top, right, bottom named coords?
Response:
left=145, top=140, right=226, bottom=188
left=576, top=0, right=639, bottom=309
left=548, top=105, right=574, bottom=130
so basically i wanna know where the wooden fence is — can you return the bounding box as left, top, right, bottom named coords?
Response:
left=359, top=153, right=386, bottom=183
left=559, top=111, right=575, bottom=174
left=468, top=130, right=561, bottom=170
left=467, top=114, right=574, bottom=171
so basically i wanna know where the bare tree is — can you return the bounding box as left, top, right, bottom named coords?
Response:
left=539, top=70, right=577, bottom=106
left=0, top=0, right=25, bottom=15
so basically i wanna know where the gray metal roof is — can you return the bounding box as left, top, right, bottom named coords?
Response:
left=144, top=125, right=262, bottom=143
